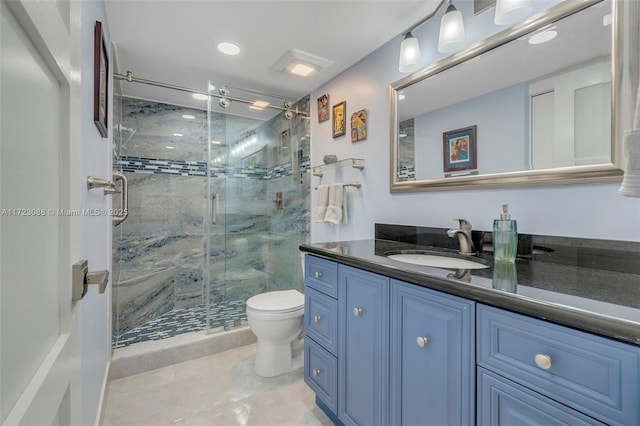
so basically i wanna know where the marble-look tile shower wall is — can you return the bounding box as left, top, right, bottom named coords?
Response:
left=112, top=96, right=310, bottom=344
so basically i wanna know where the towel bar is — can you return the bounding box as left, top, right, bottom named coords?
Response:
left=314, top=182, right=361, bottom=190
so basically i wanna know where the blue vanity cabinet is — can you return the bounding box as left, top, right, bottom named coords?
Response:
left=304, top=253, right=640, bottom=426
left=477, top=304, right=640, bottom=426
left=390, top=280, right=475, bottom=426
left=338, top=265, right=389, bottom=426
left=304, top=255, right=340, bottom=417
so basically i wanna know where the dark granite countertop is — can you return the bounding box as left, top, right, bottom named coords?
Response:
left=299, top=226, right=640, bottom=346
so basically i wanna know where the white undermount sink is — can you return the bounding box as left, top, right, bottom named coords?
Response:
left=386, top=251, right=490, bottom=270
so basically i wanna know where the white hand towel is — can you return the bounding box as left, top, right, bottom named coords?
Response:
left=619, top=80, right=640, bottom=198
left=315, top=184, right=330, bottom=222
left=325, top=183, right=347, bottom=225
left=619, top=129, right=640, bottom=197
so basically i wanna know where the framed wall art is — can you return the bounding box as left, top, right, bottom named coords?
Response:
left=94, top=21, right=109, bottom=138
left=317, top=93, right=329, bottom=123
left=351, top=108, right=367, bottom=142
left=443, top=125, right=477, bottom=173
left=332, top=101, right=346, bottom=138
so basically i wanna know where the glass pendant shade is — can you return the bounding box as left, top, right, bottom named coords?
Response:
left=438, top=3, right=465, bottom=53
left=494, top=0, right=531, bottom=25
left=399, top=32, right=422, bottom=73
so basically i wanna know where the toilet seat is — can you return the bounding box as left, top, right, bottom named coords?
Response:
left=246, top=290, right=304, bottom=314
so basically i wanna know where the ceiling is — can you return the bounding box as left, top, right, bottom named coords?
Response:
left=105, top=0, right=441, bottom=120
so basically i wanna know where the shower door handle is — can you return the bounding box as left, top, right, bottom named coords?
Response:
left=112, top=171, right=129, bottom=226
left=211, top=193, right=218, bottom=224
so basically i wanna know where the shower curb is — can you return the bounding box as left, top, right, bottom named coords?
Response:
left=107, top=326, right=256, bottom=380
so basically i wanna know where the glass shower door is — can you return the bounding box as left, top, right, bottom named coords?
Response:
left=205, top=87, right=311, bottom=332
left=112, top=93, right=210, bottom=349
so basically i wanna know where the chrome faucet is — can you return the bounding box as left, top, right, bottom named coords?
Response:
left=447, top=218, right=475, bottom=255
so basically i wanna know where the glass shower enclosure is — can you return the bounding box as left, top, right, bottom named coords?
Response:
left=111, top=84, right=310, bottom=350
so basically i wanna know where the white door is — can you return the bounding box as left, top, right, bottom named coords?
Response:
left=1, top=1, right=82, bottom=424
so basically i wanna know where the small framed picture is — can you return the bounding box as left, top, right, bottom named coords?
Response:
left=332, top=101, right=346, bottom=138
left=317, top=93, right=330, bottom=123
left=443, top=125, right=477, bottom=173
left=93, top=21, right=109, bottom=138
left=351, top=109, right=367, bottom=142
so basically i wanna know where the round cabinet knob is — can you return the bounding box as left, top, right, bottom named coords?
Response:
left=416, top=336, right=429, bottom=348
left=312, top=369, right=321, bottom=377
left=314, top=271, right=322, bottom=278
left=313, top=315, right=321, bottom=323
left=534, top=354, right=552, bottom=370
left=353, top=307, right=363, bottom=316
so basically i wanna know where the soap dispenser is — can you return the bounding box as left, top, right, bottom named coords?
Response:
left=493, top=204, right=518, bottom=261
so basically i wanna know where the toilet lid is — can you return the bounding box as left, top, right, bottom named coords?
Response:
left=246, top=290, right=304, bottom=313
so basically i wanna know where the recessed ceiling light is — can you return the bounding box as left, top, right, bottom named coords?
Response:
left=182, top=114, right=195, bottom=120
left=211, top=140, right=221, bottom=145
left=272, top=49, right=332, bottom=77
left=218, top=42, right=240, bottom=55
left=289, top=63, right=315, bottom=77
left=165, top=146, right=175, bottom=150
left=173, top=133, right=183, bottom=137
left=528, top=28, right=557, bottom=45
left=192, top=93, right=208, bottom=101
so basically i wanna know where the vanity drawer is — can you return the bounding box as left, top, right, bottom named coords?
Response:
left=305, top=338, right=338, bottom=414
left=478, top=368, right=605, bottom=425
left=305, top=287, right=338, bottom=356
left=305, top=255, right=338, bottom=298
left=477, top=304, right=640, bottom=426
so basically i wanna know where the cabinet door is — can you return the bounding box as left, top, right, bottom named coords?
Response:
left=478, top=368, right=606, bottom=425
left=338, top=265, right=389, bottom=426
left=390, top=280, right=475, bottom=426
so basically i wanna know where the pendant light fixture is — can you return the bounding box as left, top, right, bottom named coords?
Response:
left=399, top=32, right=423, bottom=73
left=494, top=0, right=531, bottom=25
left=438, top=0, right=465, bottom=53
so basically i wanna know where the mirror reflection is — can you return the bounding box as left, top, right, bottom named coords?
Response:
left=393, top=0, right=617, bottom=185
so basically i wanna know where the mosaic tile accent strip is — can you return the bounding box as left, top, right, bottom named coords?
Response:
left=113, top=299, right=247, bottom=348
left=116, top=155, right=311, bottom=180
left=117, top=156, right=208, bottom=177
left=397, top=166, right=416, bottom=182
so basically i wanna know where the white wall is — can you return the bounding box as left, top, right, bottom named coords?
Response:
left=311, top=0, right=640, bottom=243
left=79, top=1, right=112, bottom=425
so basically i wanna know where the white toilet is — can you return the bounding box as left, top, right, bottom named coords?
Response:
left=246, top=289, right=305, bottom=377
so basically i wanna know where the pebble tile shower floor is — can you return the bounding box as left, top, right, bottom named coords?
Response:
left=114, top=300, right=247, bottom=348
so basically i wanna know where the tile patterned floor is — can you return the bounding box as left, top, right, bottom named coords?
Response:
left=101, top=344, right=333, bottom=426
left=115, top=300, right=247, bottom=349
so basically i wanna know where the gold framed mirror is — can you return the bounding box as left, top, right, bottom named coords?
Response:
left=390, top=0, right=639, bottom=193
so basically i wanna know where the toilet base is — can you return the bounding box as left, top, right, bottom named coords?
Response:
left=254, top=339, right=304, bottom=378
